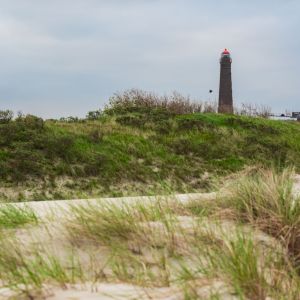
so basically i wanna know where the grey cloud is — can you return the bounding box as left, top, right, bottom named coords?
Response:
left=0, top=0, right=299, bottom=118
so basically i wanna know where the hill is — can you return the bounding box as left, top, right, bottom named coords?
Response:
left=1, top=91, right=300, bottom=201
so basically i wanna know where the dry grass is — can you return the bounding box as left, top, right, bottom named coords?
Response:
left=105, top=89, right=214, bottom=115
left=235, top=103, right=272, bottom=118
left=0, top=234, right=84, bottom=298
left=179, top=227, right=300, bottom=300
left=66, top=199, right=193, bottom=258
left=222, top=167, right=300, bottom=269
left=2, top=168, right=300, bottom=299
left=65, top=188, right=300, bottom=299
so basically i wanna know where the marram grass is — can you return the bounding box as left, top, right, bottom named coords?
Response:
left=1, top=167, right=300, bottom=299
left=0, top=204, right=38, bottom=229
left=224, top=167, right=300, bottom=268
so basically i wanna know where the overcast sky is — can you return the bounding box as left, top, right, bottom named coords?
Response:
left=0, top=0, right=299, bottom=118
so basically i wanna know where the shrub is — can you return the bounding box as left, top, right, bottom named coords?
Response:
left=9, top=149, right=44, bottom=180
left=16, top=114, right=44, bottom=130
left=105, top=89, right=204, bottom=115
left=86, top=109, right=103, bottom=120
left=83, top=153, right=107, bottom=176
left=0, top=110, right=13, bottom=124
left=116, top=115, right=146, bottom=128
left=236, top=103, right=272, bottom=118
left=59, top=116, right=83, bottom=123
left=88, top=129, right=104, bottom=143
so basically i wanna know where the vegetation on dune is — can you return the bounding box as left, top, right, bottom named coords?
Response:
left=0, top=204, right=39, bottom=229
left=0, top=236, right=83, bottom=298
left=1, top=89, right=300, bottom=201
left=0, top=168, right=300, bottom=299
left=1, top=91, right=300, bottom=298
left=187, top=167, right=300, bottom=295
left=223, top=167, right=300, bottom=270
left=65, top=169, right=300, bottom=299
left=68, top=199, right=184, bottom=252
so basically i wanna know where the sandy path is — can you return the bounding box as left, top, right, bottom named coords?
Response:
left=0, top=192, right=223, bottom=300
left=3, top=180, right=298, bottom=300
left=9, top=172, right=300, bottom=219
left=13, top=192, right=217, bottom=219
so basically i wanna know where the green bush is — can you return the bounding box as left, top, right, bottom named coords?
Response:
left=16, top=114, right=44, bottom=130
left=1, top=100, right=300, bottom=198
left=0, top=110, right=13, bottom=124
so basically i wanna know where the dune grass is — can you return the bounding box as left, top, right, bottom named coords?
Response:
left=0, top=235, right=84, bottom=298
left=179, top=227, right=300, bottom=300
left=0, top=204, right=39, bottom=229
left=67, top=202, right=145, bottom=246
left=222, top=167, right=300, bottom=269
left=183, top=166, right=300, bottom=298
left=2, top=91, right=300, bottom=201
left=1, top=166, right=300, bottom=299
left=108, top=244, right=172, bottom=288
left=201, top=231, right=268, bottom=299
left=65, top=184, right=300, bottom=299
left=0, top=205, right=82, bottom=297
left=67, top=198, right=184, bottom=245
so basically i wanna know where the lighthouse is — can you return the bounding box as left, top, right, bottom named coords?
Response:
left=218, top=49, right=233, bottom=114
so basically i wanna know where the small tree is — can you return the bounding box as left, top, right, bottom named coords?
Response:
left=86, top=109, right=102, bottom=120
left=0, top=110, right=13, bottom=124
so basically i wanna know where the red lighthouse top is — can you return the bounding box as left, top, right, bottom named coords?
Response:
left=222, top=48, right=230, bottom=55
left=220, top=48, right=232, bottom=63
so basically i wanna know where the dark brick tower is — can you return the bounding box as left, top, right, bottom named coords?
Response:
left=218, top=49, right=233, bottom=114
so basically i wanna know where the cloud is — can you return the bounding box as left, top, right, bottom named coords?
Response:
left=0, top=0, right=299, bottom=117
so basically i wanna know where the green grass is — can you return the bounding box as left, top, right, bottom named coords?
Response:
left=181, top=227, right=300, bottom=300
left=66, top=189, right=300, bottom=299
left=1, top=95, right=300, bottom=201
left=66, top=199, right=192, bottom=290
left=221, top=167, right=300, bottom=270
left=67, top=198, right=185, bottom=252
left=0, top=204, right=39, bottom=229
left=1, top=170, right=300, bottom=298
left=0, top=236, right=84, bottom=298
left=68, top=202, right=144, bottom=246
left=206, top=232, right=267, bottom=299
